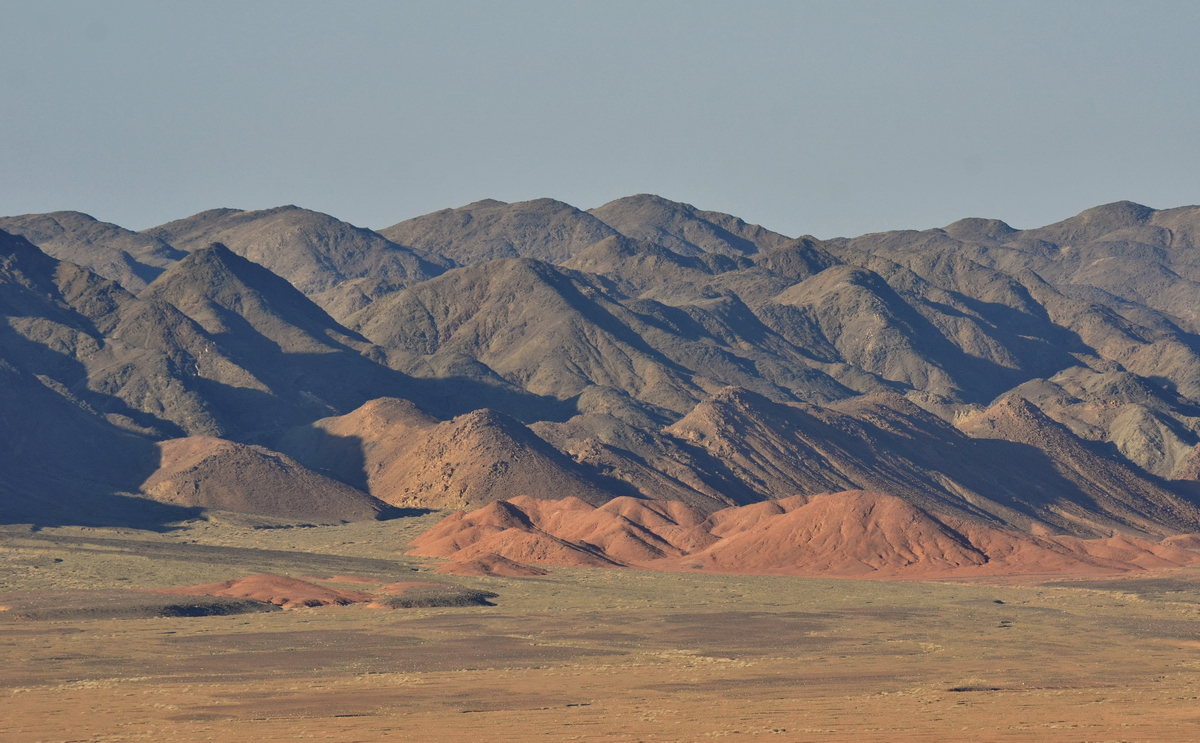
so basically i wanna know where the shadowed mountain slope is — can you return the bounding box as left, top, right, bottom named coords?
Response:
left=0, top=355, right=173, bottom=525
left=555, top=227, right=1079, bottom=408
left=0, top=211, right=185, bottom=292
left=0, top=229, right=272, bottom=439
left=530, top=410, right=761, bottom=511
left=140, top=242, right=361, bottom=354
left=137, top=242, right=431, bottom=434
left=664, top=387, right=1200, bottom=537
left=349, top=257, right=705, bottom=414
left=1006, top=366, right=1200, bottom=479
left=560, top=235, right=750, bottom=303
left=752, top=237, right=843, bottom=282
left=832, top=202, right=1200, bottom=386
left=141, top=436, right=390, bottom=522
left=957, top=396, right=1200, bottom=535
left=761, top=261, right=1077, bottom=403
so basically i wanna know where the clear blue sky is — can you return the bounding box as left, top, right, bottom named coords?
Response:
left=2, top=1, right=1198, bottom=238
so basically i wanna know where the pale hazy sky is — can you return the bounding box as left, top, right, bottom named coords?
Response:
left=2, top=1, right=1198, bottom=239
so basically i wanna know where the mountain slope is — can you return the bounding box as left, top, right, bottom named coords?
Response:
left=379, top=198, right=618, bottom=266
left=560, top=235, right=747, bottom=303
left=139, top=242, right=429, bottom=433
left=1007, top=366, right=1200, bottom=479
left=143, top=205, right=451, bottom=317
left=958, top=395, right=1200, bottom=535
left=0, top=229, right=273, bottom=439
left=141, top=436, right=390, bottom=522
left=664, top=387, right=1200, bottom=537
left=588, top=194, right=791, bottom=256
left=350, top=256, right=851, bottom=416
left=0, top=211, right=185, bottom=292
left=832, top=202, right=1200, bottom=393
left=273, top=397, right=612, bottom=510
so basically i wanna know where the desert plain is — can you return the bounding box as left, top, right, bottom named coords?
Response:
left=2, top=513, right=1200, bottom=743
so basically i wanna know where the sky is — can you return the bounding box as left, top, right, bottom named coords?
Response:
left=2, top=1, right=1198, bottom=239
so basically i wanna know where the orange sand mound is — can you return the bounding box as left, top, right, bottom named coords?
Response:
left=435, top=553, right=550, bottom=577
left=1163, top=533, right=1200, bottom=549
left=409, top=491, right=1200, bottom=579
left=156, top=574, right=376, bottom=608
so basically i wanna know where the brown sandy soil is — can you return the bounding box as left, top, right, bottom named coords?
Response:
left=378, top=580, right=447, bottom=593
left=410, top=492, right=1200, bottom=579
left=2, top=567, right=1200, bottom=742
left=4, top=515, right=1200, bottom=741
left=297, top=574, right=386, bottom=584
left=0, top=589, right=278, bottom=621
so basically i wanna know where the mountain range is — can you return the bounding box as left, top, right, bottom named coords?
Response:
left=5, top=194, right=1200, bottom=556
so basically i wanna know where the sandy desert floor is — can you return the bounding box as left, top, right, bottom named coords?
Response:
left=2, top=515, right=1200, bottom=742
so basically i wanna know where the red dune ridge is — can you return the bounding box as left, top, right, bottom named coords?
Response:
left=153, top=574, right=491, bottom=609
left=435, top=553, right=551, bottom=577
left=408, top=491, right=1200, bottom=579
left=155, top=574, right=376, bottom=608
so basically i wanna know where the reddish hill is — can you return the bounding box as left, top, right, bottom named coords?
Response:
left=409, top=493, right=1200, bottom=579
left=435, top=554, right=549, bottom=577
left=275, top=397, right=611, bottom=510
left=155, top=574, right=375, bottom=608
left=141, top=436, right=390, bottom=522
left=410, top=495, right=722, bottom=567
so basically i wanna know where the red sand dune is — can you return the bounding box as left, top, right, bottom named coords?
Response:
left=435, top=553, right=550, bottom=577
left=1163, top=533, right=1200, bottom=550
left=408, top=491, right=1200, bottom=579
left=155, top=574, right=376, bottom=608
